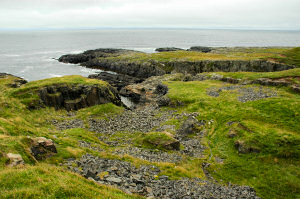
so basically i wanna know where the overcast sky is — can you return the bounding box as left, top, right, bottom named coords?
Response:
left=0, top=0, right=299, bottom=30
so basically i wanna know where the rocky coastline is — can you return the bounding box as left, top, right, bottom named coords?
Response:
left=1, top=46, right=299, bottom=199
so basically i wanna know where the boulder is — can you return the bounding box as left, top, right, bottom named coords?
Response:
left=177, top=116, right=201, bottom=136
left=143, top=132, right=180, bottom=151
left=156, top=96, right=171, bottom=107
left=292, top=85, right=300, bottom=93
left=221, top=77, right=240, bottom=84
left=30, top=137, right=57, bottom=160
left=182, top=74, right=193, bottom=82
left=234, top=140, right=260, bottom=154
left=228, top=128, right=237, bottom=138
left=106, top=176, right=122, bottom=184
left=154, top=84, right=168, bottom=96
left=6, top=153, right=24, bottom=167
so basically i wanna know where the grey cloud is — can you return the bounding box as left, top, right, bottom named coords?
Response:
left=0, top=0, right=299, bottom=30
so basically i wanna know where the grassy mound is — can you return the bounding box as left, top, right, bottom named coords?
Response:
left=10, top=75, right=112, bottom=108
left=135, top=132, right=179, bottom=150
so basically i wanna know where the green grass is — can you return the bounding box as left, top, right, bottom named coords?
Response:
left=0, top=164, right=142, bottom=199
left=134, top=131, right=177, bottom=150
left=76, top=103, right=124, bottom=121
left=217, top=68, right=300, bottom=80
left=17, top=75, right=109, bottom=90
left=10, top=75, right=111, bottom=108
left=1, top=67, right=300, bottom=198
left=165, top=80, right=300, bottom=199
left=98, top=47, right=295, bottom=63
left=0, top=75, right=138, bottom=198
left=273, top=47, right=300, bottom=67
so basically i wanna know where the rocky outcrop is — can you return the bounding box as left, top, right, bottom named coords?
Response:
left=0, top=73, right=27, bottom=88
left=30, top=137, right=57, bottom=160
left=38, top=83, right=121, bottom=111
left=88, top=72, right=144, bottom=91
left=189, top=46, right=212, bottom=53
left=59, top=48, right=294, bottom=81
left=177, top=116, right=202, bottom=136
left=83, top=59, right=166, bottom=78
left=292, top=85, right=300, bottom=93
left=252, top=78, right=290, bottom=86
left=6, top=153, right=24, bottom=167
left=58, top=48, right=137, bottom=64
left=155, top=47, right=184, bottom=52
left=59, top=48, right=166, bottom=79
left=164, top=60, right=294, bottom=74
left=119, top=75, right=172, bottom=107
left=58, top=54, right=93, bottom=64
left=193, top=73, right=300, bottom=93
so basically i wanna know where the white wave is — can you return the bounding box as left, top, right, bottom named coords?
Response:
left=49, top=74, right=63, bottom=78
left=70, top=50, right=84, bottom=54
left=131, top=48, right=156, bottom=53
left=79, top=67, right=103, bottom=74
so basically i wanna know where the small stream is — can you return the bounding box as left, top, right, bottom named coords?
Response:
left=120, top=96, right=136, bottom=109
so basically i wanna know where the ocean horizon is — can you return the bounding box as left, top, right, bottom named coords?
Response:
left=1, top=28, right=300, bottom=81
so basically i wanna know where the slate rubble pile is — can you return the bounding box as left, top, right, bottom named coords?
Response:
left=89, top=106, right=175, bottom=134
left=65, top=154, right=260, bottom=199
left=206, top=85, right=277, bottom=102
left=113, top=147, right=182, bottom=163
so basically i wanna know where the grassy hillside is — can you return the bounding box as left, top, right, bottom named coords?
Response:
left=0, top=66, right=299, bottom=198
left=164, top=79, right=300, bottom=199
left=0, top=164, right=142, bottom=199
left=0, top=75, right=139, bottom=199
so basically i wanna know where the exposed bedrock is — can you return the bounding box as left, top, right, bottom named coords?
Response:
left=88, top=72, right=144, bottom=91
left=164, top=60, right=294, bottom=74
left=155, top=47, right=184, bottom=52
left=119, top=75, right=173, bottom=107
left=38, top=84, right=121, bottom=111
left=0, top=73, right=28, bottom=88
left=83, top=59, right=166, bottom=78
left=188, top=46, right=212, bottom=53
left=59, top=48, right=294, bottom=80
left=58, top=48, right=137, bottom=64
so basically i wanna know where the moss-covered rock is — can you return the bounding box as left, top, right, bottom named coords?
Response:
left=136, top=132, right=180, bottom=151
left=11, top=76, right=122, bottom=111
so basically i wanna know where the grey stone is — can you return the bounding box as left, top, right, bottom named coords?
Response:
left=177, top=116, right=201, bottom=135
left=106, top=176, right=122, bottom=184
left=30, top=137, right=57, bottom=160
left=6, top=153, right=24, bottom=167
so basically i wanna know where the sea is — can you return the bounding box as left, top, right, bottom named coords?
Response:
left=0, top=29, right=300, bottom=81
